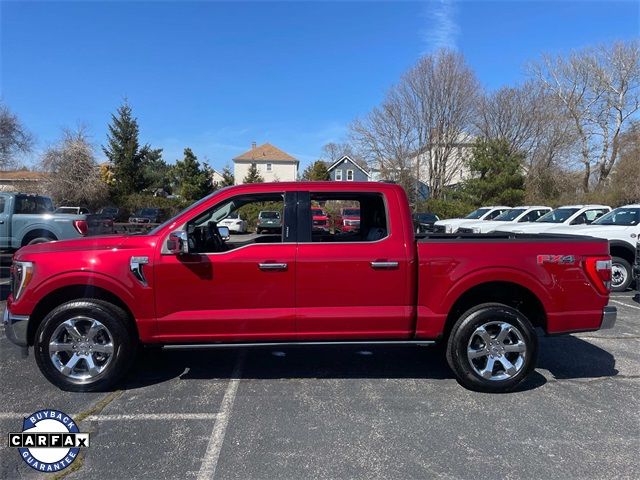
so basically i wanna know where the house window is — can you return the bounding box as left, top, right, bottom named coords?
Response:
left=347, top=170, right=354, bottom=181
left=335, top=169, right=343, bottom=181
left=266, top=163, right=272, bottom=172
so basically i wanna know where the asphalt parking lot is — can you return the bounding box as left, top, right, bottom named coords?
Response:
left=0, top=262, right=638, bottom=478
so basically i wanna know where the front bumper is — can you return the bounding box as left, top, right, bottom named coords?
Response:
left=2, top=306, right=29, bottom=347
left=601, top=305, right=617, bottom=330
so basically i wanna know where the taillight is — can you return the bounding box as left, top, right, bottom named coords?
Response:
left=73, top=220, right=88, bottom=236
left=584, top=256, right=612, bottom=295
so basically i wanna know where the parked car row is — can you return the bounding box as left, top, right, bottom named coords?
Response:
left=434, top=203, right=639, bottom=291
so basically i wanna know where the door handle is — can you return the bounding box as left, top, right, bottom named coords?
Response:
left=258, top=262, right=288, bottom=271
left=370, top=261, right=399, bottom=269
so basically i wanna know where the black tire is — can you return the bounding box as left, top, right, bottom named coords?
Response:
left=446, top=302, right=537, bottom=393
left=611, top=256, right=632, bottom=292
left=26, top=235, right=56, bottom=246
left=34, top=299, right=137, bottom=392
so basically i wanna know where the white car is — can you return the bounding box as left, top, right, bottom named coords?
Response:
left=493, top=205, right=611, bottom=234
left=545, top=204, right=640, bottom=292
left=433, top=206, right=511, bottom=233
left=457, top=206, right=552, bottom=234
left=218, top=212, right=247, bottom=233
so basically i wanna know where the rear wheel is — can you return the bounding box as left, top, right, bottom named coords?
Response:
left=26, top=235, right=56, bottom=245
left=446, top=303, right=537, bottom=393
left=34, top=300, right=137, bottom=391
left=611, top=256, right=632, bottom=292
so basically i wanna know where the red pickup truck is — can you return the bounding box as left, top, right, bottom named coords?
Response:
left=3, top=182, right=616, bottom=393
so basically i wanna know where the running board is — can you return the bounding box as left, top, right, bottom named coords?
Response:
left=162, top=340, right=437, bottom=350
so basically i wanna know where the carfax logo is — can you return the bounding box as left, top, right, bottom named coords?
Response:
left=8, top=409, right=89, bottom=473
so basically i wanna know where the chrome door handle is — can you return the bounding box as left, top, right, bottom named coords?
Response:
left=370, top=261, right=399, bottom=269
left=258, top=262, right=288, bottom=271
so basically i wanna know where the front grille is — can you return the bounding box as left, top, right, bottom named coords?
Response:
left=344, top=220, right=360, bottom=226
left=434, top=225, right=446, bottom=233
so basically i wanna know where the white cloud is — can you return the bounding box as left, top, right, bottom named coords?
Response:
left=422, top=0, right=460, bottom=52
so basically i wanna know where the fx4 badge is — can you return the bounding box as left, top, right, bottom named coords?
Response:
left=537, top=254, right=576, bottom=265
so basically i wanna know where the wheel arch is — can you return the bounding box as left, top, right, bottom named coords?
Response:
left=609, top=240, right=635, bottom=265
left=27, top=285, right=138, bottom=346
left=443, top=281, right=547, bottom=339
left=21, top=229, right=58, bottom=246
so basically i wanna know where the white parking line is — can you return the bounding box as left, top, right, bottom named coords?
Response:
left=610, top=299, right=640, bottom=311
left=197, top=351, right=246, bottom=480
left=0, top=413, right=30, bottom=420
left=0, top=412, right=220, bottom=421
left=86, top=413, right=220, bottom=421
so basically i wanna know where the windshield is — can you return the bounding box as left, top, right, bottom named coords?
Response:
left=593, top=207, right=640, bottom=226
left=343, top=209, right=360, bottom=217
left=536, top=208, right=580, bottom=223
left=148, top=190, right=223, bottom=235
left=415, top=213, right=438, bottom=222
left=464, top=208, right=490, bottom=219
left=494, top=208, right=527, bottom=221
left=260, top=211, right=280, bottom=219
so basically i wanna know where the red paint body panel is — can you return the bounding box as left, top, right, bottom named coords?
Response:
left=8, top=181, right=612, bottom=346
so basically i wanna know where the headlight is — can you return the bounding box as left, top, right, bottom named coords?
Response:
left=472, top=227, right=481, bottom=233
left=11, top=261, right=34, bottom=300
left=445, top=225, right=453, bottom=233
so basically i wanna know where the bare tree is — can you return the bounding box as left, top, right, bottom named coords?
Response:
left=401, top=49, right=480, bottom=199
left=0, top=103, right=34, bottom=169
left=39, top=128, right=109, bottom=209
left=609, top=120, right=640, bottom=204
left=476, top=82, right=579, bottom=201
left=320, top=142, right=368, bottom=169
left=531, top=40, right=640, bottom=192
left=350, top=85, right=416, bottom=196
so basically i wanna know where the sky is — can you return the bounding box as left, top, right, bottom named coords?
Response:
left=1, top=0, right=638, bottom=171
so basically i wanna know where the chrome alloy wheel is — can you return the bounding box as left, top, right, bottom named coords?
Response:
left=49, top=317, right=115, bottom=381
left=466, top=321, right=526, bottom=381
left=611, top=263, right=628, bottom=288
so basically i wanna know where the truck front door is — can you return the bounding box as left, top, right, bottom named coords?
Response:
left=153, top=191, right=298, bottom=342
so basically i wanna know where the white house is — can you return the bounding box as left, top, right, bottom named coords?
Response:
left=233, top=142, right=298, bottom=184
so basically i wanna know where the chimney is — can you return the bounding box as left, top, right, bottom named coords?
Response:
left=251, top=141, right=257, bottom=150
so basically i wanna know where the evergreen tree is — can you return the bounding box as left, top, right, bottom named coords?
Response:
left=462, top=139, right=525, bottom=206
left=140, top=147, right=172, bottom=194
left=220, top=164, right=235, bottom=186
left=301, top=160, right=330, bottom=180
left=102, top=102, right=147, bottom=198
left=173, top=148, right=213, bottom=202
left=243, top=162, right=264, bottom=183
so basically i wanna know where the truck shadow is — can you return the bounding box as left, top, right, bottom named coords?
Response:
left=122, top=334, right=617, bottom=393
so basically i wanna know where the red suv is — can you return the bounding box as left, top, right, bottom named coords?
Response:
left=311, top=207, right=329, bottom=232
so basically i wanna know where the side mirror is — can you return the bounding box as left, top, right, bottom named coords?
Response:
left=167, top=231, right=189, bottom=254
left=218, top=226, right=230, bottom=241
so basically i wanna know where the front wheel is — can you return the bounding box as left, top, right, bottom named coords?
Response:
left=446, top=303, right=537, bottom=393
left=34, top=300, right=137, bottom=392
left=611, top=256, right=632, bottom=292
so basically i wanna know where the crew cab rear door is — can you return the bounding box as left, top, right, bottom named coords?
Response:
left=295, top=190, right=413, bottom=340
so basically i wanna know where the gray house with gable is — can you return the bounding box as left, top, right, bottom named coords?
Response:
left=327, top=155, right=370, bottom=182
